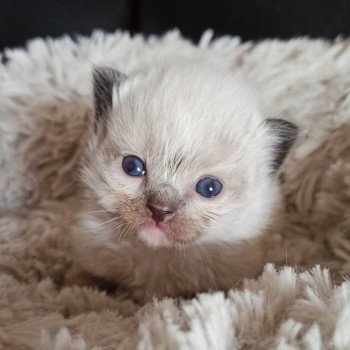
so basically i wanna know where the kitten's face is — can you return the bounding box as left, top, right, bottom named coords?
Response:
left=81, top=61, right=297, bottom=249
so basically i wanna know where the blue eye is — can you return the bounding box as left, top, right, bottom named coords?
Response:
left=196, top=177, right=223, bottom=198
left=122, top=156, right=146, bottom=177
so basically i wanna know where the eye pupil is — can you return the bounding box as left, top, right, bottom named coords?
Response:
left=126, top=160, right=138, bottom=172
left=196, top=177, right=222, bottom=198
left=122, top=156, right=146, bottom=177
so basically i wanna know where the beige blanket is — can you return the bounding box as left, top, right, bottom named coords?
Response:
left=0, top=29, right=350, bottom=349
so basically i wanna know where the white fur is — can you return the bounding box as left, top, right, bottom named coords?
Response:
left=73, top=56, right=282, bottom=299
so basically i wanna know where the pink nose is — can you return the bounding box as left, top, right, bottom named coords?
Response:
left=146, top=204, right=174, bottom=223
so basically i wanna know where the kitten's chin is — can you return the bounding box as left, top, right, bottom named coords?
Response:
left=138, top=223, right=196, bottom=249
left=138, top=227, right=170, bottom=248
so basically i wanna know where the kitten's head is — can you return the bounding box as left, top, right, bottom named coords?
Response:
left=81, top=59, right=298, bottom=249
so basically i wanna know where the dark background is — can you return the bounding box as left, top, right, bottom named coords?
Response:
left=1, top=0, right=350, bottom=50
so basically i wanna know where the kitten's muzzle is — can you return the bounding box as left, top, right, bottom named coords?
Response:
left=145, top=184, right=181, bottom=224
left=146, top=203, right=175, bottom=224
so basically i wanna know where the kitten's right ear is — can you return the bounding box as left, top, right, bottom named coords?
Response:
left=93, top=67, right=126, bottom=132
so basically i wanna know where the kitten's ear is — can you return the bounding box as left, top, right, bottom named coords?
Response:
left=265, top=118, right=298, bottom=171
left=93, top=66, right=126, bottom=131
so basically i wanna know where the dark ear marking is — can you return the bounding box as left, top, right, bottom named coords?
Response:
left=93, top=67, right=126, bottom=130
left=265, top=118, right=299, bottom=171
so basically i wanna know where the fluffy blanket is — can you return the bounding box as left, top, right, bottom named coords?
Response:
left=1, top=29, right=350, bottom=349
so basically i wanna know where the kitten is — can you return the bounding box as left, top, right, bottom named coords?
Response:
left=71, top=56, right=298, bottom=301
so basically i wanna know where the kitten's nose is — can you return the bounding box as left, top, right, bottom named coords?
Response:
left=146, top=203, right=174, bottom=223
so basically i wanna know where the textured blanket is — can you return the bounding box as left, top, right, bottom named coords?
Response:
left=1, top=29, right=350, bottom=349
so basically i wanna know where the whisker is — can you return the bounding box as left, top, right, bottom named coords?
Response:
left=198, top=244, right=215, bottom=272
left=71, top=170, right=90, bottom=188
left=193, top=245, right=205, bottom=277
left=212, top=240, right=231, bottom=253
left=92, top=217, right=121, bottom=228
left=106, top=222, right=124, bottom=233
left=63, top=209, right=113, bottom=223
left=118, top=222, right=130, bottom=240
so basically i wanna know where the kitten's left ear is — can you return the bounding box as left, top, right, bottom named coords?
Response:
left=265, top=118, right=299, bottom=171
left=93, top=66, right=126, bottom=131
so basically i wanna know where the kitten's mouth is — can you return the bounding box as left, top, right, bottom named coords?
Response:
left=137, top=218, right=197, bottom=249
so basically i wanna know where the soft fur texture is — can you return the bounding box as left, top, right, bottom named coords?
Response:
left=1, top=29, right=350, bottom=349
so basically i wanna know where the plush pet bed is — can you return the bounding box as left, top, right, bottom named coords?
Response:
left=1, top=29, right=350, bottom=349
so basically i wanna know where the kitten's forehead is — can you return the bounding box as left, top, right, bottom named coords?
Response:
left=109, top=60, right=265, bottom=172
left=115, top=100, right=235, bottom=169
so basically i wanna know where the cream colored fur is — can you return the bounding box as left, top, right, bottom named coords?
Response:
left=1, top=29, right=350, bottom=349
